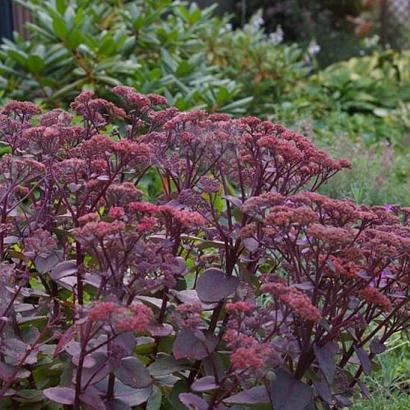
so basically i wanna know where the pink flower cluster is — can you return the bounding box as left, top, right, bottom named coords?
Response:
left=358, top=287, right=392, bottom=311
left=88, top=301, right=153, bottom=333
left=262, top=282, right=322, bottom=323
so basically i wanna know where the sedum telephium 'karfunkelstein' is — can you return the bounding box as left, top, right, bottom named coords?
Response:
left=0, top=87, right=409, bottom=409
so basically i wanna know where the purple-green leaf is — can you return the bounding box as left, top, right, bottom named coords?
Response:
left=313, top=379, right=332, bottom=404
left=358, top=381, right=371, bottom=399
left=173, top=329, right=217, bottom=360
left=354, top=346, right=372, bottom=374
left=242, top=237, right=259, bottom=252
left=335, top=394, right=352, bottom=407
left=223, top=195, right=243, bottom=209
left=191, top=376, right=218, bottom=392
left=80, top=386, right=107, bottom=410
left=114, top=356, right=152, bottom=389
left=268, top=369, right=313, bottom=410
left=80, top=352, right=111, bottom=388
left=95, top=381, right=152, bottom=406
left=0, top=362, right=30, bottom=381
left=224, top=386, right=270, bottom=404
left=170, top=289, right=216, bottom=310
left=313, top=342, right=337, bottom=384
left=171, top=256, right=186, bottom=275
left=147, top=323, right=173, bottom=337
left=1, top=338, right=37, bottom=365
left=196, top=268, right=239, bottom=303
left=179, top=393, right=208, bottom=410
left=51, top=259, right=77, bottom=280
left=43, top=387, right=75, bottom=405
left=35, top=252, right=60, bottom=273
left=370, top=337, right=386, bottom=355
left=148, top=356, right=188, bottom=377
left=54, top=325, right=75, bottom=357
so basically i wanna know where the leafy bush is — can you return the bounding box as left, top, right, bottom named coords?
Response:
left=3, top=1, right=410, bottom=212
left=274, top=50, right=410, bottom=144
left=307, top=50, right=410, bottom=114
left=0, top=0, right=313, bottom=117
left=0, top=0, right=251, bottom=114
left=203, top=14, right=310, bottom=117
left=2, top=1, right=410, bottom=133
left=1, top=87, right=410, bottom=409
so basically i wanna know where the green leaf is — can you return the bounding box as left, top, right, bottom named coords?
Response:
left=14, top=389, right=44, bottom=403
left=55, top=0, right=66, bottom=14
left=64, top=6, right=76, bottom=31
left=50, top=78, right=87, bottom=100
left=0, top=142, right=11, bottom=156
left=147, top=385, right=162, bottom=410
left=148, top=356, right=188, bottom=377
left=52, top=15, right=68, bottom=38
left=167, top=380, right=189, bottom=410
left=7, top=49, right=29, bottom=67
left=66, top=29, right=84, bottom=49
left=176, top=60, right=191, bottom=77
left=161, top=49, right=177, bottom=72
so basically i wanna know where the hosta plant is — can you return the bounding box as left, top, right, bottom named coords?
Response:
left=0, top=87, right=410, bottom=409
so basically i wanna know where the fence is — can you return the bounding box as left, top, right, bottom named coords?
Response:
left=0, top=0, right=32, bottom=41
left=382, top=0, right=410, bottom=47
left=12, top=1, right=32, bottom=39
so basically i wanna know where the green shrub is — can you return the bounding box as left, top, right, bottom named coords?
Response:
left=3, top=1, right=410, bottom=132
left=274, top=50, right=410, bottom=144
left=0, top=0, right=252, bottom=114
left=203, top=13, right=310, bottom=117
left=0, top=0, right=315, bottom=117
left=309, top=50, right=410, bottom=113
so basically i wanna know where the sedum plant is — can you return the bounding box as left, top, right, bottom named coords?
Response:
left=1, top=87, right=410, bottom=409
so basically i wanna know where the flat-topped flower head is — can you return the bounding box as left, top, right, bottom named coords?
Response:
left=75, top=221, right=125, bottom=241
left=115, top=303, right=153, bottom=332
left=358, top=287, right=392, bottom=311
left=88, top=301, right=153, bottom=333
left=1, top=100, right=41, bottom=118
left=261, top=282, right=321, bottom=323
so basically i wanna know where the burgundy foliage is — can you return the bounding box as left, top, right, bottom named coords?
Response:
left=0, top=86, right=407, bottom=409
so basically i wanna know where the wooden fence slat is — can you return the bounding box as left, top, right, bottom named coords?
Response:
left=12, top=2, right=32, bottom=39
